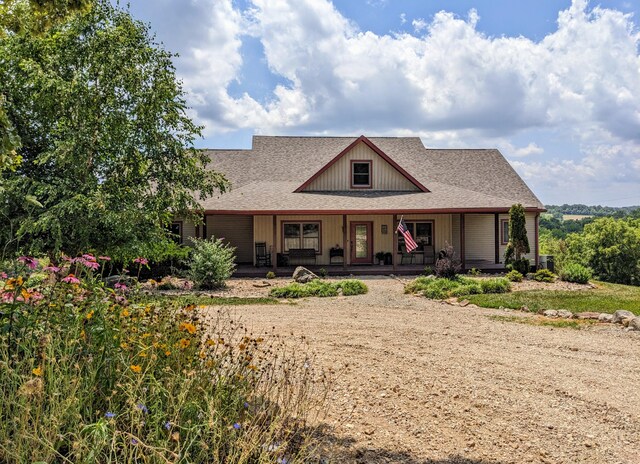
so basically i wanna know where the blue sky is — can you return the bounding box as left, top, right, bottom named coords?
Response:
left=123, top=0, right=640, bottom=206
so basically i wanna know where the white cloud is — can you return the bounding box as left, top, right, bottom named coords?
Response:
left=172, top=0, right=640, bottom=203
left=400, top=13, right=406, bottom=25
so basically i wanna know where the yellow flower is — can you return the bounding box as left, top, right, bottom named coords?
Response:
left=121, top=309, right=130, bottom=317
left=238, top=343, right=246, bottom=351
left=32, top=366, right=43, bottom=377
left=199, top=351, right=207, bottom=359
left=80, top=330, right=86, bottom=340
left=206, top=339, right=215, bottom=346
left=21, top=288, right=31, bottom=301
left=86, top=310, right=94, bottom=320
left=120, top=342, right=128, bottom=349
left=138, top=352, right=147, bottom=358
left=130, top=365, right=142, bottom=374
left=184, top=304, right=195, bottom=312
left=178, top=339, right=190, bottom=349
left=164, top=350, right=171, bottom=356
left=179, top=322, right=197, bottom=335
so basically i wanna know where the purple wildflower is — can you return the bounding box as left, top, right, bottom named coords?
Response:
left=133, top=257, right=149, bottom=265
left=131, top=438, right=138, bottom=445
left=43, top=265, right=61, bottom=273
left=98, top=255, right=111, bottom=261
left=114, top=282, right=128, bottom=291
left=243, top=401, right=249, bottom=409
left=82, top=254, right=96, bottom=261
left=18, top=256, right=39, bottom=270
left=1, top=272, right=7, bottom=279
left=136, top=404, right=149, bottom=414
left=82, top=260, right=100, bottom=271
left=62, top=274, right=80, bottom=284
left=233, top=422, right=241, bottom=430
left=105, top=412, right=116, bottom=419
left=164, top=421, right=172, bottom=430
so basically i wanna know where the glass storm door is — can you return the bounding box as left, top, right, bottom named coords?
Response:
left=350, top=222, right=373, bottom=264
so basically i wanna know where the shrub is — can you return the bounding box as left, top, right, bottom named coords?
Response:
left=265, top=271, right=276, bottom=279
left=559, top=263, right=592, bottom=284
left=505, top=270, right=524, bottom=282
left=467, top=268, right=481, bottom=277
left=532, top=268, right=555, bottom=283
left=186, top=237, right=236, bottom=289
left=479, top=277, right=511, bottom=294
left=507, top=258, right=530, bottom=275
left=449, top=283, right=483, bottom=297
left=504, top=203, right=530, bottom=266
left=435, top=242, right=462, bottom=279
left=270, top=279, right=368, bottom=298
left=337, top=279, right=368, bottom=296
left=0, top=256, right=325, bottom=463
left=423, top=266, right=435, bottom=276
left=317, top=268, right=328, bottom=278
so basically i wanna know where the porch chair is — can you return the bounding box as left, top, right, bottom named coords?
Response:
left=255, top=242, right=271, bottom=267
left=400, top=251, right=415, bottom=264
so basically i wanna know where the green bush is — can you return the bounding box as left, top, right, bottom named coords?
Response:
left=406, top=275, right=512, bottom=299
left=507, top=258, right=530, bottom=275
left=336, top=279, right=368, bottom=296
left=265, top=271, right=276, bottom=279
left=467, top=268, right=481, bottom=277
left=186, top=237, right=236, bottom=289
left=505, top=270, right=524, bottom=282
left=423, top=266, right=435, bottom=276
left=0, top=256, right=324, bottom=463
left=317, top=268, right=328, bottom=278
left=559, top=263, right=592, bottom=284
left=479, top=277, right=511, bottom=294
left=270, top=279, right=368, bottom=298
left=532, top=268, right=555, bottom=283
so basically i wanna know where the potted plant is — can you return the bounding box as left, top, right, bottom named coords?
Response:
left=375, top=251, right=386, bottom=265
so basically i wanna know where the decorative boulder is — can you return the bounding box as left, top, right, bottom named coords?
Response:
left=292, top=266, right=318, bottom=283
left=557, top=310, right=574, bottom=319
left=612, top=310, right=636, bottom=324
left=628, top=317, right=640, bottom=331
left=575, top=312, right=601, bottom=320
left=598, top=313, right=613, bottom=323
left=543, top=310, right=558, bottom=318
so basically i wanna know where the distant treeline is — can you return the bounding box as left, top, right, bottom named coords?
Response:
left=545, top=204, right=640, bottom=218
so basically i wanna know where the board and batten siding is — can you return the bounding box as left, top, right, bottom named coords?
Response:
left=206, top=215, right=254, bottom=264
left=304, top=142, right=419, bottom=192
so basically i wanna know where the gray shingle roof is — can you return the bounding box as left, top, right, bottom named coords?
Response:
left=201, top=136, right=545, bottom=213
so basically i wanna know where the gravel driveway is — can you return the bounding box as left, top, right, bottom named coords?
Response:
left=212, top=277, right=640, bottom=463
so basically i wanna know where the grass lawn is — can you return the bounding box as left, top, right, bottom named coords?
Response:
left=488, top=315, right=598, bottom=330
left=141, top=294, right=282, bottom=306
left=466, top=281, right=640, bottom=315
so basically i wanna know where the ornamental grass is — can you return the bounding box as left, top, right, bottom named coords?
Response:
left=0, top=256, right=328, bottom=463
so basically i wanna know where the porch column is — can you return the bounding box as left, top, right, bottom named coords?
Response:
left=272, top=215, right=277, bottom=271
left=392, top=214, right=398, bottom=272
left=460, top=213, right=466, bottom=271
left=494, top=213, right=500, bottom=264
left=342, top=214, right=347, bottom=269
left=535, top=212, right=540, bottom=269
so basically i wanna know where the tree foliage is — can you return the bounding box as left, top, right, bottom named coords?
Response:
left=0, top=0, right=226, bottom=260
left=504, top=204, right=530, bottom=267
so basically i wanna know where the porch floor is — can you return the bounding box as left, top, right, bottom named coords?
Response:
left=234, top=260, right=506, bottom=277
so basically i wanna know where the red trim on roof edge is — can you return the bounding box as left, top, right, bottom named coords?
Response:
left=293, top=135, right=430, bottom=193
left=204, top=207, right=546, bottom=215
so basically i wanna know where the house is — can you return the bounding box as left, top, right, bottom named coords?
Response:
left=174, top=135, right=545, bottom=274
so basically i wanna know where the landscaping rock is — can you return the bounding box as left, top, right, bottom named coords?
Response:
left=598, top=313, right=613, bottom=323
left=628, top=317, right=640, bottom=331
left=292, top=266, right=318, bottom=283
left=576, top=312, right=600, bottom=320
left=459, top=299, right=470, bottom=307
left=612, top=310, right=635, bottom=324
left=557, top=310, right=574, bottom=319
left=622, top=317, right=635, bottom=327
left=520, top=305, right=529, bottom=312
left=253, top=281, right=271, bottom=288
left=543, top=310, right=558, bottom=318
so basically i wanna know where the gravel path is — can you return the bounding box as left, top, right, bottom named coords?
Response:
left=211, top=277, right=640, bottom=463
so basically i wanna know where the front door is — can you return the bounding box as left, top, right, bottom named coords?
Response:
left=350, top=222, right=373, bottom=264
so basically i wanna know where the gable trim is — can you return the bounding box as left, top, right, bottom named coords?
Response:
left=294, top=135, right=430, bottom=193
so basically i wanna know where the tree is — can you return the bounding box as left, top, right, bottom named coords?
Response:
left=0, top=0, right=227, bottom=260
left=505, top=203, right=530, bottom=274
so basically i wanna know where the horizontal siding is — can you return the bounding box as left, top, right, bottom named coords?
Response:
left=451, top=214, right=461, bottom=254
left=173, top=217, right=197, bottom=246
left=305, top=142, right=418, bottom=192
left=207, top=215, right=253, bottom=264
left=464, top=214, right=494, bottom=262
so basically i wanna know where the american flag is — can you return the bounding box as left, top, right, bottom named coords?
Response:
left=397, top=219, right=418, bottom=253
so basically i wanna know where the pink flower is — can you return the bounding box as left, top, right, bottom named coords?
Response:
left=82, top=254, right=96, bottom=262
left=82, top=260, right=100, bottom=271
left=1, top=272, right=7, bottom=279
left=133, top=257, right=149, bottom=265
left=18, top=256, right=39, bottom=270
left=114, top=282, right=128, bottom=292
left=30, top=292, right=44, bottom=302
left=1, top=292, right=14, bottom=303
left=98, top=256, right=111, bottom=261
left=62, top=274, right=80, bottom=284
left=43, top=266, right=61, bottom=273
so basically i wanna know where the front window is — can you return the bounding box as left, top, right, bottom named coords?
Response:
left=169, top=222, right=183, bottom=244
left=501, top=219, right=509, bottom=245
left=397, top=221, right=433, bottom=252
left=352, top=161, right=371, bottom=188
left=283, top=222, right=321, bottom=252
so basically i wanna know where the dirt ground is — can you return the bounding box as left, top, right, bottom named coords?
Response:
left=206, top=277, right=640, bottom=464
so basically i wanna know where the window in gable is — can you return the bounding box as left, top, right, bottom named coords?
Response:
left=351, top=161, right=371, bottom=188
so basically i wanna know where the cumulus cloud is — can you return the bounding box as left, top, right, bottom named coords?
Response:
left=169, top=0, right=640, bottom=203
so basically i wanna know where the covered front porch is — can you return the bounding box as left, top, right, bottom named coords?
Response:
left=192, top=211, right=539, bottom=275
